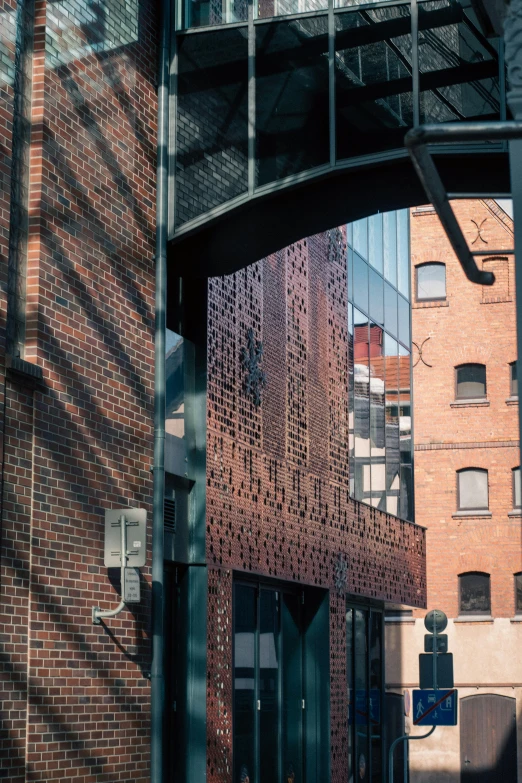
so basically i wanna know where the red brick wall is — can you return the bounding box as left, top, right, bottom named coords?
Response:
left=411, top=199, right=520, bottom=618
left=207, top=230, right=427, bottom=783
left=0, top=1, right=158, bottom=780
left=1, top=4, right=27, bottom=780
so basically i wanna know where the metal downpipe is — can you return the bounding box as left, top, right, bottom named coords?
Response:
left=151, top=0, right=170, bottom=778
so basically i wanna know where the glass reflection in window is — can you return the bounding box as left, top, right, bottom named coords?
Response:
left=354, top=311, right=370, bottom=503
left=458, top=468, right=488, bottom=511
left=416, top=263, right=446, bottom=301
left=383, top=211, right=397, bottom=288
left=385, top=335, right=400, bottom=517
left=370, top=324, right=385, bottom=510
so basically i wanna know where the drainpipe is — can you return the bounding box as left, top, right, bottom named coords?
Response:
left=151, top=0, right=170, bottom=779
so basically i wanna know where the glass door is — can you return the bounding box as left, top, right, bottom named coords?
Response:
left=234, top=583, right=304, bottom=783
left=347, top=603, right=383, bottom=783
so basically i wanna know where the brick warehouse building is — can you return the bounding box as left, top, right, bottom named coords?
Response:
left=386, top=199, right=521, bottom=781
left=0, top=5, right=428, bottom=783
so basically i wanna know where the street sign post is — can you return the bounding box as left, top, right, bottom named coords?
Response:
left=420, top=609, right=453, bottom=691
left=413, top=689, right=458, bottom=726
left=419, top=653, right=454, bottom=689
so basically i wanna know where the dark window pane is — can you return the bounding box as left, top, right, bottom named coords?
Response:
left=368, top=213, right=384, bottom=274
left=516, top=574, right=522, bottom=614
left=397, top=210, right=410, bottom=299
left=456, top=364, right=486, bottom=399
left=511, top=362, right=518, bottom=397
left=354, top=609, right=369, bottom=781
left=336, top=6, right=413, bottom=160
left=514, top=467, right=521, bottom=509
left=459, top=573, right=490, bottom=614
left=176, top=30, right=248, bottom=227
left=347, top=608, right=354, bottom=781
left=256, top=17, right=329, bottom=187
left=234, top=584, right=257, bottom=783
left=398, top=295, right=410, bottom=347
left=354, top=252, right=369, bottom=314
left=384, top=335, right=400, bottom=517
left=369, top=612, right=383, bottom=782
left=416, top=263, right=446, bottom=300
left=418, top=4, right=500, bottom=125
left=259, top=589, right=280, bottom=781
left=384, top=283, right=398, bottom=339
left=369, top=268, right=384, bottom=325
left=281, top=593, right=302, bottom=783
left=383, top=211, right=397, bottom=287
left=458, top=469, right=488, bottom=510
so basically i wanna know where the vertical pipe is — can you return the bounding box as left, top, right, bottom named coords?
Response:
left=411, top=0, right=420, bottom=128
left=151, top=0, right=170, bottom=779
left=328, top=0, right=335, bottom=167
left=248, top=0, right=255, bottom=196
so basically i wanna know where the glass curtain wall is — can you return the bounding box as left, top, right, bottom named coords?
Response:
left=347, top=210, right=413, bottom=522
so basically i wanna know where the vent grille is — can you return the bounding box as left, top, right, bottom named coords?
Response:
left=164, top=498, right=176, bottom=533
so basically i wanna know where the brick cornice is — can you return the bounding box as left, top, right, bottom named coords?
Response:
left=415, top=440, right=519, bottom=451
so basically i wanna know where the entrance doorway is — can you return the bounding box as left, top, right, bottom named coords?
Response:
left=460, top=694, right=517, bottom=781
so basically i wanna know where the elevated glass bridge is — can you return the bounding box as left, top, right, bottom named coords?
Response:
left=168, top=0, right=510, bottom=274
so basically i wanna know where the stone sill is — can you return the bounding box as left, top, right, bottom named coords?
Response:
left=413, top=300, right=449, bottom=309
left=506, top=396, right=518, bottom=406
left=508, top=509, right=522, bottom=517
left=385, top=617, right=416, bottom=624
left=454, top=616, right=493, bottom=623
left=511, top=616, right=522, bottom=623
left=450, top=399, right=489, bottom=408
left=452, top=510, right=492, bottom=519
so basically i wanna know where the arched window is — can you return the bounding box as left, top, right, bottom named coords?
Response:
left=457, top=468, right=488, bottom=511
left=510, top=361, right=517, bottom=397
left=416, top=263, right=446, bottom=301
left=455, top=364, right=486, bottom=399
left=459, top=572, right=490, bottom=615
left=513, top=467, right=521, bottom=510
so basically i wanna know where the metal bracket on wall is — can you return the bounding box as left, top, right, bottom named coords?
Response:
left=405, top=121, right=522, bottom=286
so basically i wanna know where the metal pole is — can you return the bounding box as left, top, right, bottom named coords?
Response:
left=151, top=0, right=170, bottom=777
left=388, top=726, right=435, bottom=783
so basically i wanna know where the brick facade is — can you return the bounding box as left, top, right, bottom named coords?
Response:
left=411, top=199, right=519, bottom=617
left=206, top=231, right=427, bottom=783
left=385, top=199, right=522, bottom=782
left=0, top=1, right=158, bottom=780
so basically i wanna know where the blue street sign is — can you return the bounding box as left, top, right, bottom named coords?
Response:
left=413, top=689, right=458, bottom=726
